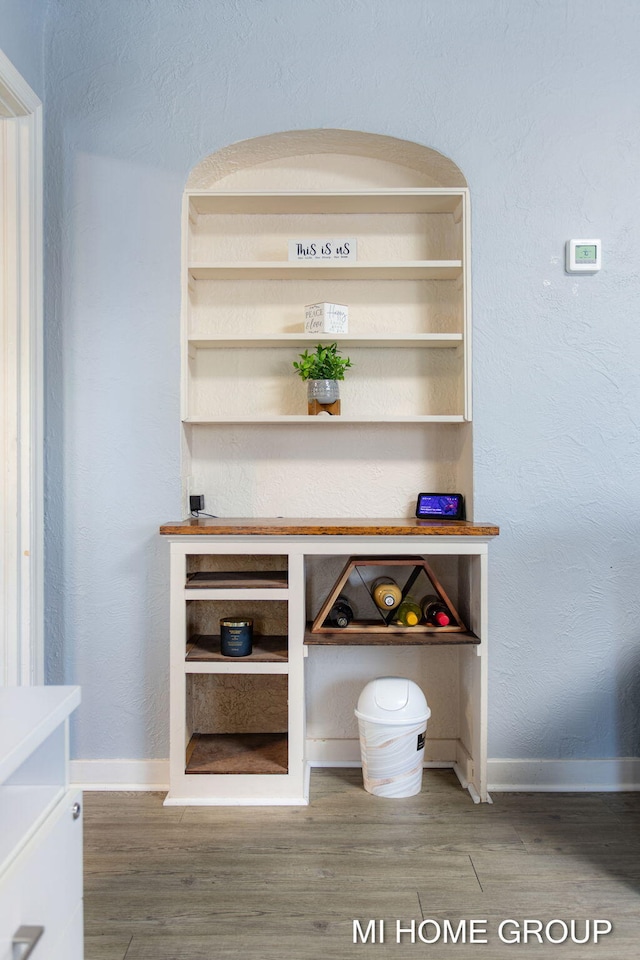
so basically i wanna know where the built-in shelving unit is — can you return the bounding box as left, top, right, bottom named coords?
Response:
left=168, top=153, right=496, bottom=806
left=162, top=519, right=498, bottom=806
left=182, top=187, right=470, bottom=433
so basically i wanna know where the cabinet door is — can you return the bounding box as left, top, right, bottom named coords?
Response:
left=0, top=788, right=83, bottom=960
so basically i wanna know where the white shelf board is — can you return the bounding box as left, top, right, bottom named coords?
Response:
left=188, top=261, right=462, bottom=281
left=188, top=190, right=466, bottom=216
left=188, top=333, right=463, bottom=350
left=183, top=415, right=467, bottom=425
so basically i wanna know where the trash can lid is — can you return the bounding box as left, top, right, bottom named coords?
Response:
left=355, top=677, right=431, bottom=725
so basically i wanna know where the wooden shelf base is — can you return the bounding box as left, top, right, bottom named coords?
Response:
left=186, top=635, right=288, bottom=662
left=186, top=733, right=288, bottom=775
left=186, top=570, right=288, bottom=589
left=304, top=625, right=479, bottom=646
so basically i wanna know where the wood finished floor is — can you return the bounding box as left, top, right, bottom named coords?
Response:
left=84, top=769, right=640, bottom=959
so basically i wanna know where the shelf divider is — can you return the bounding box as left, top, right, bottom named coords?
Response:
left=188, top=333, right=463, bottom=350
left=188, top=260, right=462, bottom=281
left=183, top=415, right=467, bottom=425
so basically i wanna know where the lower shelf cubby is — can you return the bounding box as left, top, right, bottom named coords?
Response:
left=185, top=673, right=289, bottom=776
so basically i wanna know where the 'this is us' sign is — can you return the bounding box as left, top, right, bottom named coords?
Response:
left=288, top=238, right=357, bottom=261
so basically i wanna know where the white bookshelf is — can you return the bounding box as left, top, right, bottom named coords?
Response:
left=182, top=188, right=471, bottom=428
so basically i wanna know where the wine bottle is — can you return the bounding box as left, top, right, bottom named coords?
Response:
left=371, top=577, right=402, bottom=610
left=326, top=596, right=353, bottom=628
left=422, top=594, right=451, bottom=627
left=392, top=596, right=422, bottom=627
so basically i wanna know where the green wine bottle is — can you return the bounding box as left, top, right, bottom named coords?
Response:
left=392, top=596, right=422, bottom=627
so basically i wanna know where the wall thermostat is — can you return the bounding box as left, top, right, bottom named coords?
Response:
left=415, top=492, right=465, bottom=521
left=566, top=239, right=601, bottom=273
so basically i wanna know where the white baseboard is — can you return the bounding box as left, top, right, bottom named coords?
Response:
left=70, top=759, right=169, bottom=791
left=306, top=737, right=458, bottom=766
left=71, top=755, right=640, bottom=793
left=488, top=757, right=640, bottom=792
left=305, top=738, right=360, bottom=766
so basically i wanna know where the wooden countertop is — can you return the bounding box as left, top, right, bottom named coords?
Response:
left=159, top=517, right=499, bottom=537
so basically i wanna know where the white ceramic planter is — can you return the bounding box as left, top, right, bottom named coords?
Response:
left=307, top=379, right=340, bottom=403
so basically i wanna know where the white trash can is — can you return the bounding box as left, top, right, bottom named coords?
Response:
left=355, top=677, right=431, bottom=798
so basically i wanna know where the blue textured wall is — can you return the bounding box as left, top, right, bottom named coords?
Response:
left=0, top=0, right=45, bottom=97
left=38, top=0, right=640, bottom=763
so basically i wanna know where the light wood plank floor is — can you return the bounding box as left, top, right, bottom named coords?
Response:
left=84, top=769, right=640, bottom=959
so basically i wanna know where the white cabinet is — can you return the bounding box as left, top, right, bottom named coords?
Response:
left=183, top=189, right=470, bottom=425
left=0, top=686, right=82, bottom=960
left=162, top=520, right=498, bottom=806
left=165, top=542, right=306, bottom=805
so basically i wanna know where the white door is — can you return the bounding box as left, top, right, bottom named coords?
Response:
left=0, top=49, right=43, bottom=685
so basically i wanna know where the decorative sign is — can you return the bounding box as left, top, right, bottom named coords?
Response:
left=288, top=238, right=357, bottom=261
left=304, top=302, right=349, bottom=335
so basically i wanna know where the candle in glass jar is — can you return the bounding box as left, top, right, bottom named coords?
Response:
left=220, top=619, right=253, bottom=657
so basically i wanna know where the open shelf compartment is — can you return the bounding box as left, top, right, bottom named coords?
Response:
left=185, top=673, right=289, bottom=775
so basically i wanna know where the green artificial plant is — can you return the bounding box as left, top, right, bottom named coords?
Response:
left=292, top=342, right=353, bottom=381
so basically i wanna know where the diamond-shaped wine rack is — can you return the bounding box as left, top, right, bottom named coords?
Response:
left=310, top=555, right=467, bottom=635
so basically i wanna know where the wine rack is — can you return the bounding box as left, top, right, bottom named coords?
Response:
left=309, top=555, right=469, bottom=636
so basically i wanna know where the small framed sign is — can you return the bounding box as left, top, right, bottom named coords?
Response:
left=288, top=238, right=357, bottom=261
left=304, top=302, right=348, bottom=335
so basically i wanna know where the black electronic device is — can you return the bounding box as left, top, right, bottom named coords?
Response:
left=415, top=492, right=465, bottom=521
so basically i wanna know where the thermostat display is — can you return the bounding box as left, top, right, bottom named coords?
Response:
left=566, top=239, right=601, bottom=273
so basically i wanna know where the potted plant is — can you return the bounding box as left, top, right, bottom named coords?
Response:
left=292, top=342, right=353, bottom=413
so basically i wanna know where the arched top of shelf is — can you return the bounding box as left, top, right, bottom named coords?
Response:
left=186, top=129, right=467, bottom=191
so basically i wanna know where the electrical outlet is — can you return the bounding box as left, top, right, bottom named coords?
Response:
left=190, top=495, right=205, bottom=512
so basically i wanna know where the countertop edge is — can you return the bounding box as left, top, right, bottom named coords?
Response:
left=159, top=518, right=500, bottom=537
